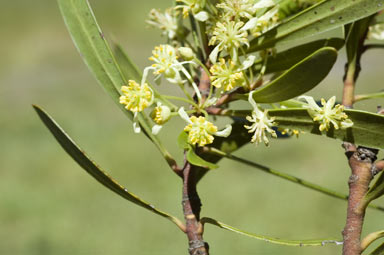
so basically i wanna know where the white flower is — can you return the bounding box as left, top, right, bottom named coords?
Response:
left=299, top=96, right=354, bottom=132
left=244, top=91, right=277, bottom=146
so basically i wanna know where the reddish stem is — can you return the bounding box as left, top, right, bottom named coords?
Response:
left=182, top=161, right=209, bottom=255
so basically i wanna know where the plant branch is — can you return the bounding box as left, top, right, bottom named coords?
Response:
left=182, top=159, right=209, bottom=255
left=342, top=144, right=378, bottom=255
left=342, top=16, right=375, bottom=255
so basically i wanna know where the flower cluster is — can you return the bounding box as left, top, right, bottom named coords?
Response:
left=117, top=0, right=356, bottom=150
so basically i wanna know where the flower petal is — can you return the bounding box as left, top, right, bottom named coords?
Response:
left=152, top=124, right=163, bottom=135
left=214, top=124, right=232, bottom=137
left=209, top=44, right=220, bottom=64
left=178, top=107, right=192, bottom=124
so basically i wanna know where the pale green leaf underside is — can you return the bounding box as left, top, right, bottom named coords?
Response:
left=268, top=108, right=384, bottom=149
left=249, top=47, right=337, bottom=103
left=33, top=105, right=183, bottom=228
left=202, top=217, right=342, bottom=247
left=249, top=0, right=384, bottom=51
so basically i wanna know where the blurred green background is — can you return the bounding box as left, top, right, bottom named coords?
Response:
left=1, top=0, right=383, bottom=254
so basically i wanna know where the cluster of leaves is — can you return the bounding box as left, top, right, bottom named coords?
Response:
left=34, top=0, right=384, bottom=253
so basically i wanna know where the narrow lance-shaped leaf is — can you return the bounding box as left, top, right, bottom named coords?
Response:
left=58, top=0, right=178, bottom=169
left=33, top=105, right=184, bottom=231
left=248, top=0, right=384, bottom=52
left=57, top=0, right=131, bottom=119
left=242, top=47, right=337, bottom=103
left=201, top=217, right=343, bottom=247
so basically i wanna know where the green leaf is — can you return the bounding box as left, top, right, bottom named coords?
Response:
left=187, top=147, right=218, bottom=169
left=58, top=0, right=177, bottom=169
left=268, top=108, right=384, bottom=149
left=355, top=92, right=384, bottom=102
left=248, top=47, right=337, bottom=103
left=345, top=16, right=373, bottom=64
left=178, top=131, right=190, bottom=150
left=33, top=105, right=184, bottom=230
left=201, top=217, right=343, bottom=247
left=57, top=0, right=131, bottom=120
left=248, top=0, right=384, bottom=52
left=254, top=38, right=344, bottom=74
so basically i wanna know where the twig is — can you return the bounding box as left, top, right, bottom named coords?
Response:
left=182, top=160, right=209, bottom=255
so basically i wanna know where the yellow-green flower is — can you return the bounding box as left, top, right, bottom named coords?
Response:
left=119, top=80, right=153, bottom=112
left=209, top=21, right=249, bottom=63
left=299, top=96, right=353, bottom=132
left=244, top=91, right=277, bottom=146
left=178, top=107, right=232, bottom=147
left=149, top=45, right=179, bottom=77
left=184, top=116, right=217, bottom=146
left=210, top=58, right=244, bottom=91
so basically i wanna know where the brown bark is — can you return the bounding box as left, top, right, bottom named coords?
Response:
left=342, top=144, right=378, bottom=255
left=182, top=161, right=209, bottom=255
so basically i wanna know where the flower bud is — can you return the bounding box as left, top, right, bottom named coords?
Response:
left=178, top=47, right=195, bottom=60
left=151, top=104, right=171, bottom=125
